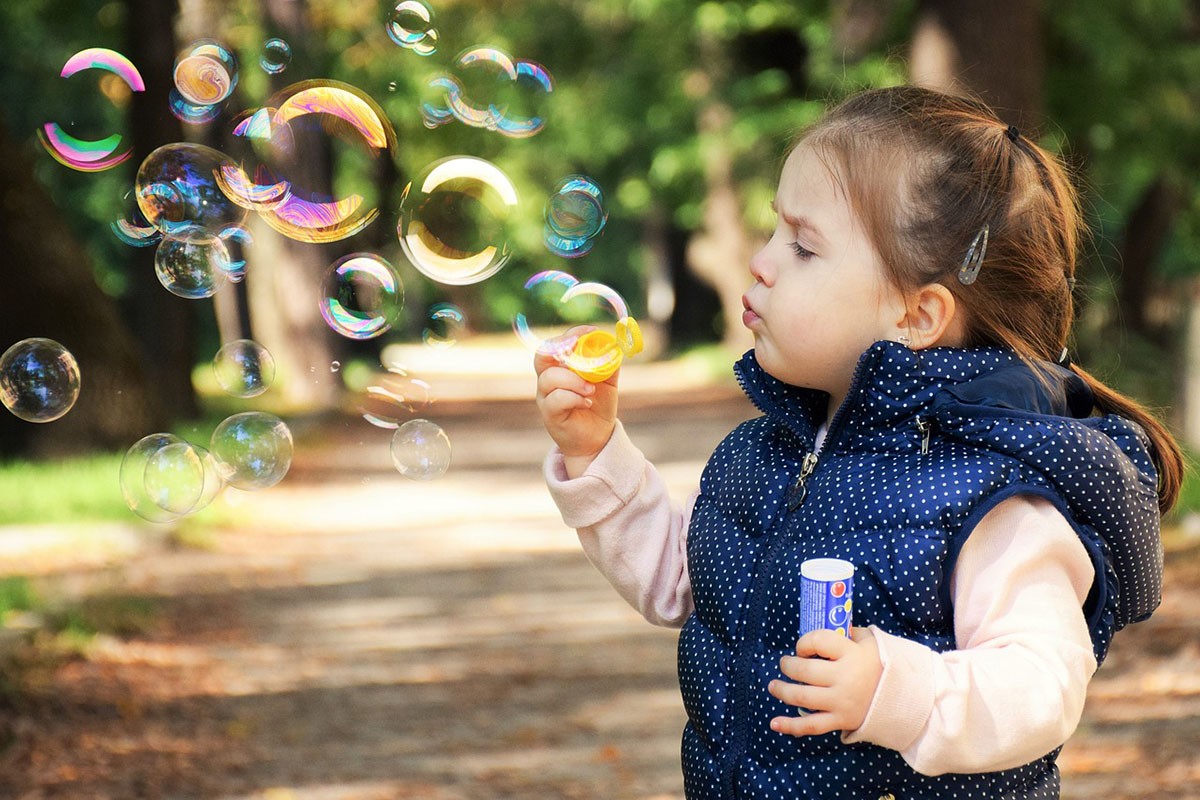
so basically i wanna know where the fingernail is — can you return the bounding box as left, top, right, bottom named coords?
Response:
left=584, top=398, right=593, bottom=408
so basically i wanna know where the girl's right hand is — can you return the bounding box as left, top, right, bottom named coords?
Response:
left=534, top=328, right=619, bottom=477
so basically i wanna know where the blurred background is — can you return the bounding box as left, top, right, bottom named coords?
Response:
left=0, top=1, right=1198, bottom=798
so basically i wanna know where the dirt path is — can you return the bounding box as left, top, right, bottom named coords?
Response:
left=1, top=385, right=1198, bottom=799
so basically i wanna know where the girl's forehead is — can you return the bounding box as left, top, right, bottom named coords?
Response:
left=777, top=144, right=852, bottom=218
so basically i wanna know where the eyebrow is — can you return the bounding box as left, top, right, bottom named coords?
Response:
left=770, top=199, right=827, bottom=247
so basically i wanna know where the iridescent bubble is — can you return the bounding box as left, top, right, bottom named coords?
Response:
left=494, top=59, right=553, bottom=139
left=387, top=1, right=438, bottom=55
left=143, top=440, right=205, bottom=515
left=212, top=339, right=275, bottom=398
left=422, top=303, right=466, bottom=348
left=359, top=365, right=432, bottom=429
left=544, top=175, right=607, bottom=258
left=397, top=156, right=518, bottom=285
left=250, top=80, right=396, bottom=243
left=136, top=142, right=249, bottom=242
left=216, top=224, right=252, bottom=281
left=39, top=48, right=145, bottom=172
left=330, top=360, right=341, bottom=373
left=423, top=48, right=552, bottom=137
left=390, top=418, right=451, bottom=480
left=511, top=271, right=631, bottom=378
left=318, top=253, right=404, bottom=340
left=0, top=338, right=81, bottom=423
left=112, top=189, right=162, bottom=247
left=154, top=235, right=230, bottom=299
left=121, top=433, right=187, bottom=522
left=210, top=411, right=294, bottom=490
left=173, top=40, right=238, bottom=106
left=168, top=88, right=222, bottom=125
left=260, top=38, right=292, bottom=74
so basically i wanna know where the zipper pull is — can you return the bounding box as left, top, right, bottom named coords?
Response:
left=786, top=452, right=819, bottom=510
left=915, top=416, right=932, bottom=455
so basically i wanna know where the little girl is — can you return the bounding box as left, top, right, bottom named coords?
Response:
left=534, top=85, right=1182, bottom=799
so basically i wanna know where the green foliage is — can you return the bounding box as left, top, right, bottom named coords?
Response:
left=0, top=454, right=129, bottom=525
left=0, top=577, right=37, bottom=620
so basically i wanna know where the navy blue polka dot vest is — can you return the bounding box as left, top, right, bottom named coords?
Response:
left=679, top=342, right=1162, bottom=799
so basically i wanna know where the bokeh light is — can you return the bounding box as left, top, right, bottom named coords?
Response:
left=390, top=418, right=451, bottom=480
left=0, top=338, right=82, bottom=423
left=397, top=156, right=518, bottom=285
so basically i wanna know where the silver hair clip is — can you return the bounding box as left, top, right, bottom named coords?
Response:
left=958, top=224, right=989, bottom=286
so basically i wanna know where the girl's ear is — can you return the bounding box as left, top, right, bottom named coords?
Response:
left=896, top=283, right=964, bottom=349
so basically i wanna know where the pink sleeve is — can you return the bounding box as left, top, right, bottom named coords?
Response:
left=843, top=494, right=1098, bottom=775
left=544, top=420, right=695, bottom=627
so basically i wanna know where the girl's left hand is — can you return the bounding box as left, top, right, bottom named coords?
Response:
left=767, top=626, right=883, bottom=737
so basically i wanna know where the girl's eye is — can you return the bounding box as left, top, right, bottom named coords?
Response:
left=789, top=241, right=814, bottom=259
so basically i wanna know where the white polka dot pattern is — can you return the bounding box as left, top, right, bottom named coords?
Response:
left=675, top=341, right=1163, bottom=799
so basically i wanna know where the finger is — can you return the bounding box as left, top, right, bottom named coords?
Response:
left=778, top=655, right=837, bottom=688
left=539, top=386, right=594, bottom=418
left=767, top=678, right=829, bottom=710
left=795, top=629, right=853, bottom=660
left=537, top=365, right=596, bottom=401
left=770, top=711, right=839, bottom=738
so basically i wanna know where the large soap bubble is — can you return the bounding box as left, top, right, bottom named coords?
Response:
left=0, top=338, right=81, bottom=423
left=212, top=339, right=275, bottom=397
left=397, top=156, right=518, bottom=286
left=38, top=48, right=144, bottom=172
left=210, top=412, right=294, bottom=490
left=136, top=142, right=248, bottom=242
left=390, top=418, right=451, bottom=480
left=318, top=254, right=405, bottom=340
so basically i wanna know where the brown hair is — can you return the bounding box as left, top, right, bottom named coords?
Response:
left=801, top=85, right=1182, bottom=513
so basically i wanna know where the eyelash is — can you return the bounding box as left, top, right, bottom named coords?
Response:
left=789, top=241, right=814, bottom=259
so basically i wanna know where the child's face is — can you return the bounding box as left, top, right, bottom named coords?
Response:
left=743, top=143, right=908, bottom=409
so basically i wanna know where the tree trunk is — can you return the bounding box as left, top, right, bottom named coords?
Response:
left=910, top=0, right=1044, bottom=125
left=124, top=0, right=201, bottom=422
left=1115, top=175, right=1183, bottom=341
left=0, top=120, right=157, bottom=457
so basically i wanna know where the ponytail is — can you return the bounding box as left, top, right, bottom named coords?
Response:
left=1070, top=363, right=1184, bottom=514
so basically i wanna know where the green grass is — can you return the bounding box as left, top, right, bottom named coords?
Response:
left=0, top=577, right=36, bottom=620
left=0, top=453, right=129, bottom=526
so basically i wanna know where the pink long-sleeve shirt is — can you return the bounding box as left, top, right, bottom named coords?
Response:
left=545, top=420, right=1098, bottom=776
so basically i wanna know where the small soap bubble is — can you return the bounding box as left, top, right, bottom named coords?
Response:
left=173, top=40, right=238, bottom=106
left=210, top=411, right=294, bottom=490
left=121, top=433, right=186, bottom=522
left=168, top=88, right=222, bottom=125
left=112, top=190, right=162, bottom=248
left=390, top=418, right=451, bottom=480
left=213, top=339, right=275, bottom=398
left=216, top=224, right=252, bottom=281
left=387, top=1, right=438, bottom=54
left=154, top=235, right=230, bottom=299
left=359, top=365, right=432, bottom=429
left=143, top=440, right=206, bottom=515
left=544, top=175, right=607, bottom=258
left=0, top=338, right=81, bottom=423
left=330, top=360, right=341, bottom=373
left=136, top=142, right=249, bottom=242
left=319, top=253, right=405, bottom=340
left=397, top=156, right=518, bottom=286
left=422, top=303, right=467, bottom=348
left=260, top=38, right=292, bottom=74
left=388, top=81, right=398, bottom=92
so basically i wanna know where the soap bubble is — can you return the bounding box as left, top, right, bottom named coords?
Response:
left=38, top=48, right=144, bottom=172
left=136, top=142, right=249, bottom=242
left=494, top=59, right=554, bottom=139
left=318, top=253, right=405, bottom=340
left=0, top=338, right=81, bottom=423
left=154, top=235, right=230, bottom=299
left=387, top=1, right=438, bottom=55
left=512, top=271, right=631, bottom=377
left=168, top=89, right=222, bottom=125
left=143, top=441, right=206, bottom=515
left=422, top=48, right=553, bottom=137
left=397, top=156, right=518, bottom=285
left=212, top=339, right=275, bottom=397
left=359, top=365, right=432, bottom=429
left=112, top=190, right=162, bottom=247
left=390, top=418, right=451, bottom=480
left=173, top=40, right=237, bottom=106
left=240, top=80, right=396, bottom=243
left=121, top=433, right=187, bottom=522
left=210, top=412, right=294, bottom=490
left=260, top=38, right=292, bottom=74
left=216, top=224, right=252, bottom=281
left=544, top=176, right=607, bottom=257
left=422, top=303, right=467, bottom=348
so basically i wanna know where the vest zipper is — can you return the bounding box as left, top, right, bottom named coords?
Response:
left=785, top=452, right=819, bottom=510
left=915, top=416, right=933, bottom=455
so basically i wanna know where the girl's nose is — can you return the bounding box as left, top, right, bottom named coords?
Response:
left=748, top=246, right=772, bottom=285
